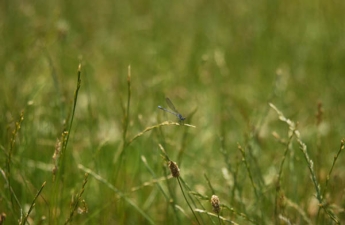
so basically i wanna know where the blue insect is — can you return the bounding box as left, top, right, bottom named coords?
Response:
left=158, top=98, right=186, bottom=123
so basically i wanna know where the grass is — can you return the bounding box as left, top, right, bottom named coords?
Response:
left=1, top=0, right=345, bottom=224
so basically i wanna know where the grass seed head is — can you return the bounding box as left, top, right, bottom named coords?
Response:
left=211, top=195, right=220, bottom=214
left=168, top=161, right=180, bottom=178
left=0, top=213, right=6, bottom=225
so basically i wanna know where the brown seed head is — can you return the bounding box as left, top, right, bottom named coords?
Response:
left=211, top=195, right=220, bottom=214
left=168, top=161, right=180, bottom=178
left=0, top=212, right=6, bottom=225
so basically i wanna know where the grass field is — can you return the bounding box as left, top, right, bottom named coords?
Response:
left=1, top=0, right=345, bottom=224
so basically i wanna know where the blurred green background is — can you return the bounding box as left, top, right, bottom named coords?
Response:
left=1, top=0, right=345, bottom=224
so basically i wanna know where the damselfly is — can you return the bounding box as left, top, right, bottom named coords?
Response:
left=158, top=98, right=186, bottom=122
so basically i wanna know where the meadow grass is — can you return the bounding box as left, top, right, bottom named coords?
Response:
left=1, top=0, right=345, bottom=224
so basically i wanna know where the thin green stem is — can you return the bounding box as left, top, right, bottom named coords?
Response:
left=222, top=204, right=257, bottom=224
left=78, top=164, right=155, bottom=224
left=122, top=65, right=131, bottom=145
left=274, top=129, right=295, bottom=223
left=65, top=173, right=88, bottom=224
left=177, top=177, right=201, bottom=225
left=141, top=155, right=180, bottom=223
left=7, top=111, right=24, bottom=213
left=20, top=181, right=46, bottom=225
left=64, top=64, right=81, bottom=155
left=322, top=139, right=344, bottom=197
left=52, top=64, right=81, bottom=224
left=316, top=139, right=344, bottom=224
left=194, top=209, right=239, bottom=224
left=237, top=144, right=258, bottom=199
